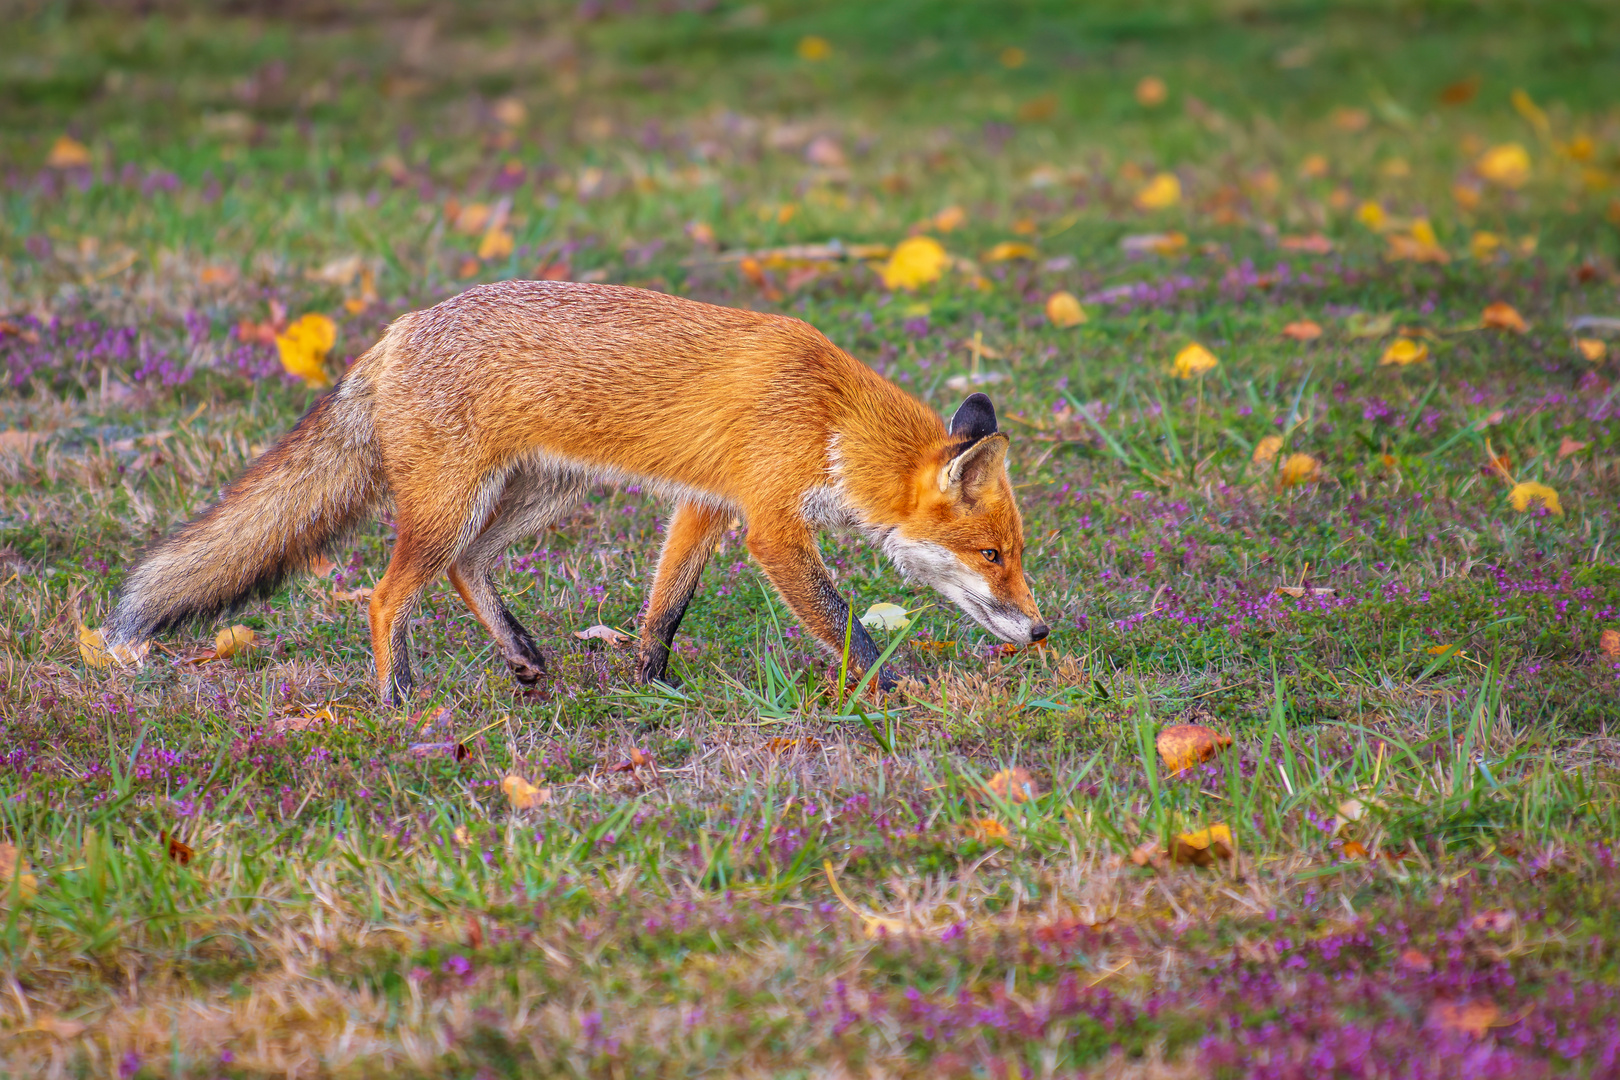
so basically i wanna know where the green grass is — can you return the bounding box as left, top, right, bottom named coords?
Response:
left=4, top=0, right=1620, bottom=1075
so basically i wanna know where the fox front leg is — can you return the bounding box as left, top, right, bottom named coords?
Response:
left=745, top=524, right=897, bottom=693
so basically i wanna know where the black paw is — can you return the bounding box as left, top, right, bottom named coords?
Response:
left=506, top=650, right=547, bottom=685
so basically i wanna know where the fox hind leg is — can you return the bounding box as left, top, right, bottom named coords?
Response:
left=450, top=467, right=586, bottom=687
left=637, top=500, right=730, bottom=687
left=370, top=471, right=508, bottom=705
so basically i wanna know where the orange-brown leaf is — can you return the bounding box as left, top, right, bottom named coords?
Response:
left=984, top=767, right=1039, bottom=804
left=162, top=830, right=195, bottom=865
left=1155, top=724, right=1233, bottom=774
left=1281, top=319, right=1323, bottom=341
left=1482, top=302, right=1528, bottom=334
left=1601, top=628, right=1620, bottom=660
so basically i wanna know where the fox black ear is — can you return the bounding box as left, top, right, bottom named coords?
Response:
left=950, top=393, right=998, bottom=443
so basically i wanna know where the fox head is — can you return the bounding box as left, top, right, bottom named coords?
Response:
left=883, top=393, right=1048, bottom=645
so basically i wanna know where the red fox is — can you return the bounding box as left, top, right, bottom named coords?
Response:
left=106, top=280, right=1046, bottom=703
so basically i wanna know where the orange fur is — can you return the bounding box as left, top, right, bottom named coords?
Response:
left=107, top=281, right=1044, bottom=704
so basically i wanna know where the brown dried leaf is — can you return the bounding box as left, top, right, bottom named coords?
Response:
left=1557, top=436, right=1589, bottom=460
left=1170, top=823, right=1234, bottom=866
left=0, top=843, right=38, bottom=901
left=1431, top=1000, right=1500, bottom=1038
left=765, top=737, right=822, bottom=754
left=331, top=585, right=374, bottom=602
left=966, top=818, right=1011, bottom=842
left=573, top=624, right=632, bottom=645
left=1281, top=319, right=1324, bottom=341
left=162, top=830, right=194, bottom=865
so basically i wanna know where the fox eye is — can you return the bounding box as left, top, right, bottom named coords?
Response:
left=981, top=549, right=1000, bottom=564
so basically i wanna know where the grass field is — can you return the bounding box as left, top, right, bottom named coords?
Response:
left=5, top=1, right=1620, bottom=1075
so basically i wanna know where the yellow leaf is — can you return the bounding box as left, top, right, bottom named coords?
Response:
left=999, top=46, right=1026, bottom=69
left=983, top=241, right=1038, bottom=263
left=478, top=226, right=514, bottom=261
left=452, top=202, right=491, bottom=234
left=274, top=313, right=337, bottom=388
left=1510, top=88, right=1551, bottom=138
left=1482, top=302, right=1528, bottom=334
left=1155, top=724, right=1233, bottom=774
left=1253, top=435, right=1284, bottom=464
left=797, top=35, right=832, bottom=61
left=1577, top=338, right=1607, bottom=362
left=1045, top=291, right=1087, bottom=328
left=1508, top=481, right=1562, bottom=516
left=1135, top=76, right=1168, bottom=107
left=1379, top=337, right=1429, bottom=366
left=46, top=135, right=91, bottom=169
left=1356, top=201, right=1388, bottom=231
left=1471, top=231, right=1502, bottom=260
left=879, top=236, right=950, bottom=291
left=858, top=602, right=911, bottom=631
left=502, top=775, right=551, bottom=809
left=1173, top=342, right=1218, bottom=379
left=1279, top=453, right=1321, bottom=486
left=77, top=626, right=149, bottom=669
left=0, top=844, right=38, bottom=902
left=1134, top=172, right=1181, bottom=211
left=213, top=625, right=255, bottom=659
left=1171, top=823, right=1234, bottom=866
left=1477, top=143, right=1531, bottom=189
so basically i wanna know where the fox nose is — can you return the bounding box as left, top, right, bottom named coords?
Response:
left=1029, top=623, right=1049, bottom=643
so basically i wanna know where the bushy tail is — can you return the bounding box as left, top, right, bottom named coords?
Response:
left=105, top=371, right=384, bottom=644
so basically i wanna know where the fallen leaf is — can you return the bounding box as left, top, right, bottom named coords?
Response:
left=1045, top=291, right=1087, bottom=328
left=879, top=236, right=950, bottom=291
left=1508, top=481, right=1563, bottom=516
left=1380, top=337, right=1430, bottom=366
left=478, top=226, right=514, bottom=261
left=1120, top=231, right=1187, bottom=255
left=451, top=201, right=491, bottom=234
left=609, top=747, right=656, bottom=774
left=213, top=625, right=255, bottom=659
left=1173, top=342, right=1218, bottom=379
left=1252, top=435, right=1284, bottom=464
left=1439, top=76, right=1480, bottom=105
left=1431, top=999, right=1500, bottom=1038
left=1331, top=106, right=1370, bottom=132
left=307, top=554, right=338, bottom=578
left=1386, top=220, right=1449, bottom=263
left=967, top=818, right=1011, bottom=842
left=1156, top=724, right=1233, bottom=774
left=32, top=1015, right=86, bottom=1039
left=1427, top=644, right=1463, bottom=657
left=1134, top=173, right=1181, bottom=211
left=331, top=585, right=374, bottom=602
left=1577, top=338, right=1607, bottom=361
left=275, top=313, right=337, bottom=388
left=983, top=241, right=1038, bottom=263
left=408, top=741, right=469, bottom=761
left=0, top=429, right=43, bottom=455
left=1297, top=155, right=1330, bottom=180
left=1279, top=453, right=1321, bottom=486
left=1279, top=232, right=1334, bottom=254
left=162, top=830, right=194, bottom=865
left=1135, top=75, right=1168, bottom=107
left=805, top=135, right=846, bottom=167
left=273, top=707, right=338, bottom=734
left=1276, top=585, right=1338, bottom=599
left=1171, top=823, right=1234, bottom=866
left=1477, top=143, right=1531, bottom=189
left=928, top=205, right=967, bottom=233
left=1356, top=201, right=1388, bottom=231
left=78, top=626, right=149, bottom=669
left=1471, top=231, right=1502, bottom=259
left=1282, top=319, right=1323, bottom=341
left=1470, top=909, right=1515, bottom=934
left=859, top=602, right=912, bottom=631
left=1557, top=436, right=1588, bottom=460
left=984, top=767, right=1039, bottom=804
left=1599, top=628, right=1620, bottom=660
left=46, top=135, right=92, bottom=169
left=1482, top=302, right=1529, bottom=333
left=492, top=96, right=527, bottom=127
left=765, top=736, right=822, bottom=754
left=1347, top=312, right=1396, bottom=339
left=797, top=35, right=831, bottom=61
left=1130, top=841, right=1167, bottom=870
left=573, top=624, right=632, bottom=645
left=1340, top=840, right=1369, bottom=859
left=0, top=843, right=38, bottom=902
left=1398, top=949, right=1434, bottom=972
left=502, top=775, right=551, bottom=809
